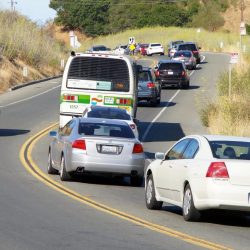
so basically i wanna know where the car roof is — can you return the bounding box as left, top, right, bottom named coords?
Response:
left=184, top=134, right=250, bottom=143
left=158, top=60, right=183, bottom=64
left=203, top=135, right=250, bottom=142
left=90, top=106, right=128, bottom=114
left=79, top=117, right=129, bottom=126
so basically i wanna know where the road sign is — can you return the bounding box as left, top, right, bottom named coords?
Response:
left=129, top=37, right=135, bottom=45
left=230, top=53, right=239, bottom=64
left=240, top=22, right=246, bottom=35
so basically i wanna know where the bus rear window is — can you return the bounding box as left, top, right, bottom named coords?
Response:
left=67, top=57, right=130, bottom=92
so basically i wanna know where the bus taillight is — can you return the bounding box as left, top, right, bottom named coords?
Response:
left=63, top=95, right=78, bottom=102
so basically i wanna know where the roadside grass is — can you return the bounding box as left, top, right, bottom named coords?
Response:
left=0, top=11, right=65, bottom=92
left=79, top=26, right=250, bottom=55
left=200, top=67, right=250, bottom=136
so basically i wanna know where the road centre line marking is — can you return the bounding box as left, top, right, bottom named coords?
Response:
left=19, top=121, right=231, bottom=250
left=141, top=55, right=206, bottom=160
left=0, top=85, right=61, bottom=109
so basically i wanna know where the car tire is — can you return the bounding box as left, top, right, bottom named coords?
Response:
left=48, top=150, right=58, bottom=175
left=60, top=155, right=72, bottom=181
left=197, top=58, right=201, bottom=64
left=184, top=81, right=190, bottom=89
left=160, top=53, right=164, bottom=56
left=130, top=176, right=143, bottom=187
left=145, top=174, right=163, bottom=210
left=150, top=97, right=157, bottom=107
left=183, top=184, right=201, bottom=221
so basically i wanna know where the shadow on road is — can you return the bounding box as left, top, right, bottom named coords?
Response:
left=0, top=129, right=30, bottom=136
left=139, top=121, right=185, bottom=142
left=138, top=101, right=176, bottom=108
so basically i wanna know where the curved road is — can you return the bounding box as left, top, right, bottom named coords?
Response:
left=1, top=52, right=249, bottom=250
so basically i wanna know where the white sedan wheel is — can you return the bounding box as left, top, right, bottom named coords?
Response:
left=183, top=184, right=201, bottom=221
left=146, top=179, right=153, bottom=204
left=183, top=188, right=192, bottom=216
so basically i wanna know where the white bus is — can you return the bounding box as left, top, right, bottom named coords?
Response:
left=59, top=52, right=139, bottom=128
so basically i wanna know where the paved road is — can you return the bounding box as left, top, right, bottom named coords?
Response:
left=1, top=52, right=249, bottom=250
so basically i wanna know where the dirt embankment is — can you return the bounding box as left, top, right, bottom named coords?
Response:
left=222, top=0, right=250, bottom=33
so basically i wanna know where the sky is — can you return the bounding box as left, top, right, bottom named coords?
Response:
left=0, top=0, right=56, bottom=25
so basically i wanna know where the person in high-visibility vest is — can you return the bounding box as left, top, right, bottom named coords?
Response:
left=129, top=43, right=136, bottom=55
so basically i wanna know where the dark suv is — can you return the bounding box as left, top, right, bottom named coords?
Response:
left=176, top=42, right=201, bottom=64
left=155, top=60, right=189, bottom=89
left=137, top=67, right=161, bottom=106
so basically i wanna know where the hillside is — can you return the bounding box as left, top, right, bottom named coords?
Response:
left=222, top=0, right=250, bottom=33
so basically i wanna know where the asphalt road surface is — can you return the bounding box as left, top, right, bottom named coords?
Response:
left=1, top=52, right=249, bottom=250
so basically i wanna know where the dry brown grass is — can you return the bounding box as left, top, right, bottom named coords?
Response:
left=222, top=0, right=250, bottom=33
left=0, top=11, right=66, bottom=92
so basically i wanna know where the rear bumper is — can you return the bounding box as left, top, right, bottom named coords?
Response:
left=159, top=78, right=187, bottom=86
left=137, top=90, right=158, bottom=100
left=69, top=152, right=145, bottom=176
left=193, top=179, right=250, bottom=211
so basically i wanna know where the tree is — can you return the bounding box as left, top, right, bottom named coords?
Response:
left=191, top=1, right=225, bottom=31
left=50, top=0, right=110, bottom=36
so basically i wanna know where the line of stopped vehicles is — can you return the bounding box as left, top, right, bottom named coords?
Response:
left=48, top=41, right=250, bottom=221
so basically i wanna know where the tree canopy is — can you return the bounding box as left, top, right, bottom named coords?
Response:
left=49, top=0, right=234, bottom=36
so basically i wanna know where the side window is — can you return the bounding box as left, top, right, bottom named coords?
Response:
left=60, top=120, right=75, bottom=136
left=182, top=139, right=199, bottom=159
left=166, top=139, right=190, bottom=160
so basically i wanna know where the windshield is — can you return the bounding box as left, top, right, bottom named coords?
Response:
left=174, top=51, right=191, bottom=57
left=209, top=140, right=250, bottom=160
left=79, top=122, right=134, bottom=138
left=159, top=63, right=183, bottom=70
left=67, top=57, right=130, bottom=92
left=87, top=109, right=131, bottom=120
left=138, top=71, right=150, bottom=82
left=178, top=44, right=197, bottom=51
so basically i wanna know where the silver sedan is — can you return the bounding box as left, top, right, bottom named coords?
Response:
left=48, top=117, right=145, bottom=186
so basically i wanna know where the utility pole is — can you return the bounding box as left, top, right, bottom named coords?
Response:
left=10, top=0, right=17, bottom=11
left=240, top=0, right=245, bottom=22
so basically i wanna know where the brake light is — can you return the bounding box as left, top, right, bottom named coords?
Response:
left=193, top=50, right=198, bottom=54
left=147, top=82, right=155, bottom=88
left=72, top=139, right=86, bottom=150
left=63, top=94, right=78, bottom=102
left=181, top=71, right=186, bottom=76
left=130, top=124, right=136, bottom=130
left=116, top=98, right=131, bottom=105
left=206, top=162, right=229, bottom=178
left=155, top=70, right=160, bottom=77
left=133, top=143, right=143, bottom=154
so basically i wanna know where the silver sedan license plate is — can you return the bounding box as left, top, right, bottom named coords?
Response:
left=102, top=145, right=117, bottom=153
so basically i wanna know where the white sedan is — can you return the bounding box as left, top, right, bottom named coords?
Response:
left=146, top=43, right=164, bottom=56
left=145, top=135, right=250, bottom=221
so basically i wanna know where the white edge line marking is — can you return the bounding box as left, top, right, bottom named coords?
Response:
left=142, top=55, right=206, bottom=163
left=0, top=85, right=61, bottom=108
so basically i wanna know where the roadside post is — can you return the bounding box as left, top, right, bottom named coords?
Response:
left=23, top=66, right=28, bottom=77
left=229, top=53, right=239, bottom=97
left=240, top=22, right=246, bottom=62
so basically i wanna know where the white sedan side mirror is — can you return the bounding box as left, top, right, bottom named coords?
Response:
left=155, top=152, right=165, bottom=160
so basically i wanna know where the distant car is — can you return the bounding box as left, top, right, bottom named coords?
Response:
left=146, top=43, right=164, bottom=56
left=145, top=134, right=250, bottom=221
left=48, top=118, right=145, bottom=186
left=155, top=60, right=189, bottom=89
left=87, top=45, right=110, bottom=53
left=135, top=43, right=149, bottom=56
left=176, top=42, right=201, bottom=64
left=82, top=106, right=139, bottom=138
left=172, top=50, right=196, bottom=70
left=113, top=44, right=129, bottom=55
left=137, top=67, right=161, bottom=106
left=167, top=40, right=184, bottom=57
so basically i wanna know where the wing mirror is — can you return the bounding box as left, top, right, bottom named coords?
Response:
left=49, top=131, right=58, bottom=137
left=155, top=152, right=165, bottom=160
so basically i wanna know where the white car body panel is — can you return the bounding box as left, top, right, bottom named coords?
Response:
left=145, top=135, right=250, bottom=212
